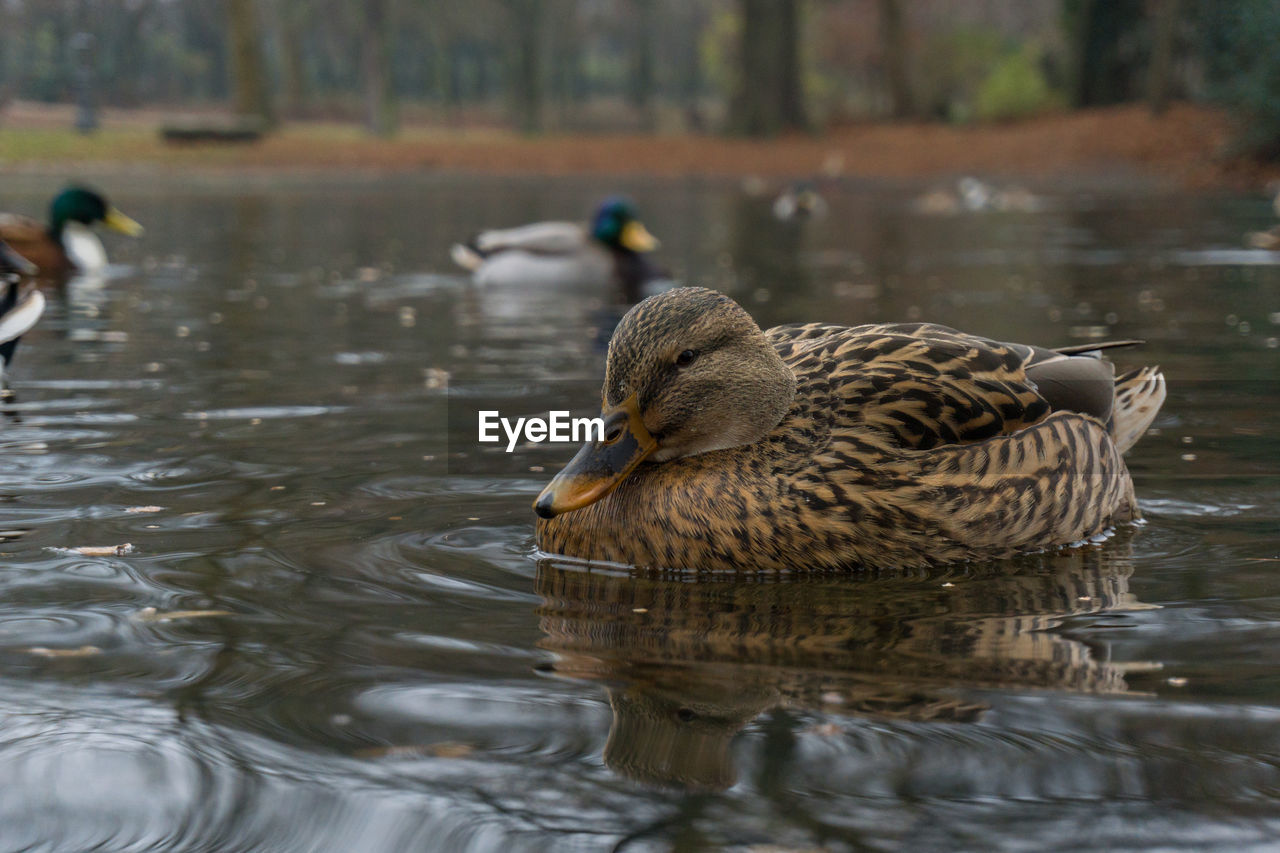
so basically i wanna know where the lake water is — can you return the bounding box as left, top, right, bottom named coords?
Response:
left=0, top=173, right=1278, bottom=852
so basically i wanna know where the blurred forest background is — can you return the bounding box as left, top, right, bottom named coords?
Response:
left=1, top=0, right=1278, bottom=165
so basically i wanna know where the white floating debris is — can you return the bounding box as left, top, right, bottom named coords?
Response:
left=65, top=543, right=134, bottom=557
left=134, top=607, right=232, bottom=624
left=22, top=645, right=101, bottom=658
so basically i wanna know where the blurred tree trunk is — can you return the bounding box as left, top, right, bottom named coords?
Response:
left=362, top=0, right=398, bottom=136
left=678, top=3, right=704, bottom=131
left=277, top=2, right=309, bottom=118
left=879, top=0, right=913, bottom=119
left=505, top=0, right=543, bottom=134
left=629, top=0, right=657, bottom=131
left=228, top=0, right=273, bottom=125
left=1068, top=0, right=1144, bottom=107
left=729, top=0, right=807, bottom=136
left=1146, top=0, right=1179, bottom=115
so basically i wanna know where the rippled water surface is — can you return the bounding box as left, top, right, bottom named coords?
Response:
left=1, top=174, right=1278, bottom=852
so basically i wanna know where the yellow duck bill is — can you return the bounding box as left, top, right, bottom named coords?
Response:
left=534, top=395, right=657, bottom=519
left=103, top=207, right=145, bottom=237
left=619, top=220, right=659, bottom=253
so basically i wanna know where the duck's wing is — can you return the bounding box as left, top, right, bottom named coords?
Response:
left=772, top=322, right=1055, bottom=453
left=772, top=322, right=1163, bottom=453
left=473, top=222, right=589, bottom=256
left=452, top=221, right=591, bottom=272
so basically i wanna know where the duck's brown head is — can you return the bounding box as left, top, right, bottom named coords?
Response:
left=535, top=287, right=795, bottom=518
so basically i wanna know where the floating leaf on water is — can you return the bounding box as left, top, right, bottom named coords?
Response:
left=133, top=607, right=233, bottom=624
left=354, top=742, right=475, bottom=760
left=22, top=645, right=101, bottom=658
left=65, top=543, right=135, bottom=556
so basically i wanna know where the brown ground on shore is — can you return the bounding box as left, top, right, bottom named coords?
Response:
left=1, top=101, right=1276, bottom=187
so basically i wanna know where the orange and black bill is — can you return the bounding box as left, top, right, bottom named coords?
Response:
left=534, top=394, right=657, bottom=519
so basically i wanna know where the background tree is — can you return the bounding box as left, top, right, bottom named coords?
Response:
left=504, top=0, right=544, bottom=134
left=1198, top=0, right=1280, bottom=160
left=362, top=0, right=397, bottom=136
left=728, top=0, right=807, bottom=136
left=629, top=0, right=657, bottom=131
left=1066, top=0, right=1145, bottom=108
left=879, top=0, right=913, bottom=118
left=1145, top=0, right=1180, bottom=115
left=227, top=0, right=272, bottom=124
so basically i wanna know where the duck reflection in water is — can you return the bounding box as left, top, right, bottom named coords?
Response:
left=535, top=539, right=1158, bottom=790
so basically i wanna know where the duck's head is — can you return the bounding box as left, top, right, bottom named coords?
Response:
left=535, top=287, right=795, bottom=518
left=49, top=187, right=143, bottom=236
left=590, top=197, right=659, bottom=254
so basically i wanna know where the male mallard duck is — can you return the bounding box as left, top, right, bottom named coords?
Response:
left=0, top=241, right=44, bottom=383
left=1245, top=189, right=1280, bottom=250
left=771, top=181, right=828, bottom=221
left=534, top=287, right=1166, bottom=571
left=0, top=186, right=143, bottom=277
left=912, top=177, right=1041, bottom=215
left=450, top=197, right=668, bottom=303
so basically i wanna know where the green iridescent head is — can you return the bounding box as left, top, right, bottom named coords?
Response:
left=590, top=197, right=659, bottom=253
left=49, top=187, right=143, bottom=238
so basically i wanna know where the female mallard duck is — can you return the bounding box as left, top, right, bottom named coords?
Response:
left=0, top=186, right=143, bottom=277
left=450, top=197, right=669, bottom=303
left=534, top=287, right=1166, bottom=571
left=0, top=241, right=44, bottom=383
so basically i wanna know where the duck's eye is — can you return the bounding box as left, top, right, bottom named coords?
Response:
left=674, top=349, right=699, bottom=367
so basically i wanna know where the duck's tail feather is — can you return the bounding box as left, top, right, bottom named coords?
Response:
left=450, top=241, right=485, bottom=272
left=1112, top=366, right=1165, bottom=454
left=1053, top=340, right=1144, bottom=356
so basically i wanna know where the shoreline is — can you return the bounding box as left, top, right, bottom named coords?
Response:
left=1, top=103, right=1275, bottom=189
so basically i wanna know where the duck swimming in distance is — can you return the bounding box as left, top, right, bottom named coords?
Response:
left=451, top=197, right=669, bottom=303
left=772, top=182, right=828, bottom=221
left=0, top=186, right=143, bottom=278
left=534, top=287, right=1166, bottom=571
